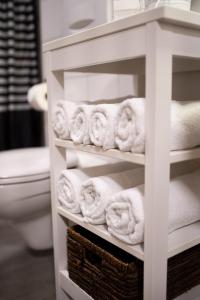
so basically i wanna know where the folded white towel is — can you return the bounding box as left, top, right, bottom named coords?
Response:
left=115, top=98, right=200, bottom=153
left=70, top=104, right=94, bottom=144
left=106, top=169, right=200, bottom=244
left=171, top=100, right=200, bottom=151
left=80, top=168, right=144, bottom=224
left=89, top=104, right=119, bottom=149
left=52, top=100, right=77, bottom=139
left=58, top=162, right=134, bottom=213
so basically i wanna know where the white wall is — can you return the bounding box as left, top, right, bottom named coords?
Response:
left=40, top=0, right=112, bottom=43
left=40, top=0, right=65, bottom=43
left=113, top=0, right=141, bottom=19
left=40, top=0, right=136, bottom=102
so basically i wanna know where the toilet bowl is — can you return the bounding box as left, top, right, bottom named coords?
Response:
left=0, top=147, right=52, bottom=250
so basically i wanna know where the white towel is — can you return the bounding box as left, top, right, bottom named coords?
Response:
left=58, top=162, right=134, bottom=213
left=77, top=151, right=121, bottom=168
left=66, top=149, right=79, bottom=169
left=57, top=169, right=90, bottom=213
left=52, top=100, right=77, bottom=139
left=89, top=104, right=119, bottom=149
left=115, top=98, right=200, bottom=153
left=106, top=169, right=200, bottom=244
left=171, top=101, right=200, bottom=151
left=115, top=98, right=145, bottom=153
left=70, top=104, right=94, bottom=144
left=80, top=168, right=144, bottom=224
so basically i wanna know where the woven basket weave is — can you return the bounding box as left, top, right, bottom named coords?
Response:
left=68, top=225, right=200, bottom=300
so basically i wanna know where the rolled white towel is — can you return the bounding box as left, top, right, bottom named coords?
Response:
left=115, top=98, right=200, bottom=153
left=58, top=162, right=134, bottom=213
left=115, top=98, right=145, bottom=153
left=106, top=169, right=200, bottom=245
left=52, top=100, right=77, bottom=139
left=106, top=187, right=144, bottom=244
left=80, top=168, right=144, bottom=224
left=57, top=169, right=90, bottom=213
left=70, top=104, right=94, bottom=144
left=89, top=104, right=119, bottom=149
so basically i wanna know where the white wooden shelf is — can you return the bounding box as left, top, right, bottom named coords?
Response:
left=170, top=147, right=200, bottom=164
left=58, top=206, right=200, bottom=261
left=55, top=138, right=200, bottom=165
left=55, top=138, right=145, bottom=165
left=60, top=270, right=200, bottom=300
left=168, top=221, right=200, bottom=258
left=45, top=6, right=200, bottom=300
left=60, top=271, right=92, bottom=300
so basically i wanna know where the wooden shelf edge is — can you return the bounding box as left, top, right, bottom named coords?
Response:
left=43, top=7, right=200, bottom=53
left=58, top=206, right=200, bottom=261
left=170, top=147, right=200, bottom=163
left=60, top=270, right=93, bottom=300
left=168, top=222, right=200, bottom=258
left=58, top=206, right=144, bottom=261
left=55, top=139, right=145, bottom=165
left=60, top=270, right=200, bottom=300
left=55, top=139, right=200, bottom=165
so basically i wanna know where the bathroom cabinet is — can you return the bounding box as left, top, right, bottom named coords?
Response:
left=43, top=7, right=200, bottom=300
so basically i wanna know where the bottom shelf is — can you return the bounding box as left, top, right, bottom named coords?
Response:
left=60, top=270, right=92, bottom=300
left=58, top=206, right=200, bottom=261
left=60, top=270, right=200, bottom=300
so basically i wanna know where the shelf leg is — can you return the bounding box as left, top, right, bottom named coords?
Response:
left=144, top=21, right=172, bottom=300
left=45, top=52, right=68, bottom=300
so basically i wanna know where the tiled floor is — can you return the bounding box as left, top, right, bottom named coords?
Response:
left=0, top=220, right=56, bottom=300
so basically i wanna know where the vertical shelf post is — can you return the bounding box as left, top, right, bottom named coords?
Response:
left=144, top=21, right=172, bottom=300
left=45, top=52, right=68, bottom=300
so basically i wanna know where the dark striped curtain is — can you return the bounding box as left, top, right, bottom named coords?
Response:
left=0, top=0, right=44, bottom=150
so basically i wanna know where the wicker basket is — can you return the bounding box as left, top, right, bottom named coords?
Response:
left=67, top=225, right=200, bottom=300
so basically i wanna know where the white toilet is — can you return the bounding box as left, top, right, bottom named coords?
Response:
left=0, top=147, right=52, bottom=250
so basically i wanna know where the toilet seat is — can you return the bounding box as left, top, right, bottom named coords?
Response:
left=0, top=147, right=51, bottom=221
left=0, top=146, right=50, bottom=203
left=0, top=147, right=50, bottom=184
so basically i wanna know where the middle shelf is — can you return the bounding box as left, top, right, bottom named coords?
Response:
left=55, top=139, right=200, bottom=165
left=58, top=206, right=200, bottom=262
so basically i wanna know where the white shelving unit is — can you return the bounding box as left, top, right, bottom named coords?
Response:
left=43, top=7, right=200, bottom=300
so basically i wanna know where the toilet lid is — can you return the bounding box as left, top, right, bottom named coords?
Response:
left=0, top=147, right=50, bottom=184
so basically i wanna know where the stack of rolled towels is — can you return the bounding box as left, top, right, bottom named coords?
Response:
left=58, top=165, right=200, bottom=245
left=53, top=98, right=200, bottom=152
left=55, top=98, right=200, bottom=245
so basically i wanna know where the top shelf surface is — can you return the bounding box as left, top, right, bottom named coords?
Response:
left=43, top=7, right=200, bottom=53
